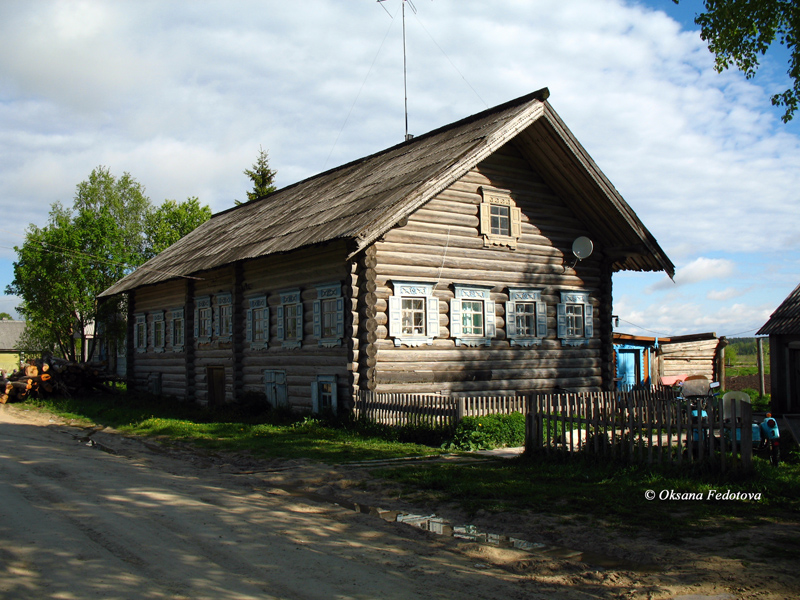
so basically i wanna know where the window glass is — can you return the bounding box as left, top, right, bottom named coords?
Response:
left=252, top=307, right=266, bottom=342
left=462, top=300, right=484, bottom=336
left=321, top=298, right=338, bottom=338
left=515, top=302, right=536, bottom=336
left=172, top=316, right=184, bottom=347
left=490, top=204, right=510, bottom=236
left=401, top=297, right=426, bottom=335
left=565, top=304, right=584, bottom=338
left=284, top=303, right=299, bottom=340
left=220, top=304, right=233, bottom=337
left=199, top=307, right=212, bottom=338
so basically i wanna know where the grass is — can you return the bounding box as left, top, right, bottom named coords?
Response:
left=19, top=393, right=447, bottom=463
left=17, top=391, right=800, bottom=536
left=377, top=450, right=800, bottom=537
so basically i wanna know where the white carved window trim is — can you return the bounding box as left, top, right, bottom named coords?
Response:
left=170, top=308, right=185, bottom=352
left=450, top=284, right=496, bottom=347
left=152, top=311, right=166, bottom=353
left=246, top=296, right=269, bottom=349
left=506, top=288, right=547, bottom=347
left=215, top=293, right=233, bottom=341
left=479, top=186, right=521, bottom=249
left=194, top=296, right=212, bottom=342
left=277, top=289, right=303, bottom=349
left=311, top=374, right=338, bottom=415
left=313, top=283, right=344, bottom=347
left=557, top=291, right=594, bottom=347
left=134, top=313, right=147, bottom=352
left=388, top=281, right=440, bottom=347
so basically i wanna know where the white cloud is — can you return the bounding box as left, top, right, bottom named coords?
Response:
left=0, top=0, right=797, bottom=338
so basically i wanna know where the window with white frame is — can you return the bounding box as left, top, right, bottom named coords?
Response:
left=388, top=281, right=439, bottom=347
left=195, top=296, right=212, bottom=341
left=134, top=314, right=147, bottom=352
left=215, top=293, right=232, bottom=339
left=277, top=289, right=303, bottom=348
left=311, top=375, right=337, bottom=415
left=152, top=311, right=165, bottom=352
left=450, top=284, right=496, bottom=347
left=171, top=308, right=185, bottom=351
left=246, top=296, right=269, bottom=349
left=479, top=186, right=521, bottom=249
left=506, top=288, right=547, bottom=346
left=313, top=283, right=344, bottom=347
left=557, top=291, right=594, bottom=347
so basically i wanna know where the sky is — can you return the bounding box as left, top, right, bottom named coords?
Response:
left=1, top=0, right=798, bottom=339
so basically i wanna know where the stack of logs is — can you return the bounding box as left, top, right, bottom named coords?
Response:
left=0, top=357, right=120, bottom=404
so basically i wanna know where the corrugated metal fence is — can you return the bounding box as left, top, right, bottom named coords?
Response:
left=353, top=389, right=753, bottom=469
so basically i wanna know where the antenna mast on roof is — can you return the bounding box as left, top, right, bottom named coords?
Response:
left=378, top=0, right=417, bottom=141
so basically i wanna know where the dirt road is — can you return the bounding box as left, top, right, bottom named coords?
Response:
left=1, top=405, right=797, bottom=600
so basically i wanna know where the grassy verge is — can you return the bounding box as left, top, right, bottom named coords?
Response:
left=18, top=393, right=447, bottom=463
left=377, top=450, right=800, bottom=537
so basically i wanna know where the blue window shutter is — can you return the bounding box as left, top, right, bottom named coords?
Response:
left=450, top=299, right=462, bottom=337
left=584, top=304, right=594, bottom=339
left=335, top=298, right=344, bottom=337
left=557, top=303, right=567, bottom=338
left=505, top=301, right=517, bottom=338
left=276, top=305, right=284, bottom=340
left=313, top=300, right=321, bottom=338
left=426, top=297, right=439, bottom=338
left=388, top=296, right=401, bottom=338
left=536, top=301, right=547, bottom=338
left=246, top=309, right=253, bottom=342
left=485, top=300, right=496, bottom=338
left=213, top=305, right=219, bottom=337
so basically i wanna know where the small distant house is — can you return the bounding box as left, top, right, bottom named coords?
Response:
left=613, top=332, right=726, bottom=390
left=0, top=319, right=27, bottom=374
left=758, top=283, right=800, bottom=415
left=100, top=89, right=674, bottom=412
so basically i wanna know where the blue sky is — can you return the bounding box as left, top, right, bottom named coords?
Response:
left=1, top=0, right=798, bottom=338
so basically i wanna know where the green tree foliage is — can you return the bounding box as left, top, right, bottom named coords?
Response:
left=242, top=146, right=277, bottom=202
left=142, top=197, right=212, bottom=260
left=6, top=167, right=211, bottom=360
left=675, top=0, right=800, bottom=122
left=0, top=312, right=12, bottom=320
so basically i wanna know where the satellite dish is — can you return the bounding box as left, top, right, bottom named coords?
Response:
left=572, top=236, right=594, bottom=260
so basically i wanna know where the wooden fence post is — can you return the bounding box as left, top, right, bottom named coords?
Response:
left=740, top=400, right=753, bottom=471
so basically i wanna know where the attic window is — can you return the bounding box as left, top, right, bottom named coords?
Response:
left=479, top=186, right=521, bottom=249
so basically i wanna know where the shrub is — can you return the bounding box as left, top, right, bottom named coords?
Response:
left=445, top=412, right=526, bottom=451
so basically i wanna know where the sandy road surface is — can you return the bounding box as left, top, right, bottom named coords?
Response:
left=2, top=404, right=798, bottom=600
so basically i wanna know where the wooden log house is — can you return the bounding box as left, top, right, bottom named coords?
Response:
left=100, top=89, right=674, bottom=412
left=758, top=282, right=800, bottom=415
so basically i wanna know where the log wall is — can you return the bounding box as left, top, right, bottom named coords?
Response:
left=658, top=338, right=722, bottom=382
left=362, top=141, right=613, bottom=394
left=127, top=241, right=354, bottom=410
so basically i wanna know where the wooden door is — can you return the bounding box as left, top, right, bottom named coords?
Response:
left=207, top=366, right=225, bottom=407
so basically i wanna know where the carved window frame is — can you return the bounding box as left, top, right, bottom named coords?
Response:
left=388, top=281, right=440, bottom=347
left=506, top=288, right=547, bottom=347
left=450, top=284, right=496, bottom=347
left=313, top=283, right=344, bottom=348
left=246, top=296, right=269, bottom=350
left=557, top=291, right=594, bottom=347
left=479, top=186, right=521, bottom=249
left=277, top=289, right=303, bottom=349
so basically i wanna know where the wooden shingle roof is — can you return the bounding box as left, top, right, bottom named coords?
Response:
left=758, top=283, right=800, bottom=336
left=100, top=88, right=673, bottom=297
left=0, top=320, right=26, bottom=351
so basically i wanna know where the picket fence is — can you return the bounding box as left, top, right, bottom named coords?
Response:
left=352, top=389, right=753, bottom=470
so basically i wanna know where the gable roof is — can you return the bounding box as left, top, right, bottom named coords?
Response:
left=101, top=88, right=673, bottom=297
left=0, top=320, right=26, bottom=351
left=758, top=283, right=800, bottom=336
